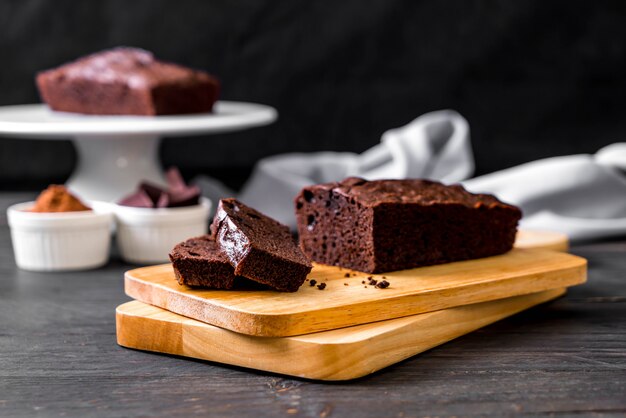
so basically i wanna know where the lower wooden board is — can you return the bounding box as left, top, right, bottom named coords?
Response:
left=117, top=288, right=566, bottom=381
left=125, top=248, right=586, bottom=337
left=515, top=230, right=569, bottom=252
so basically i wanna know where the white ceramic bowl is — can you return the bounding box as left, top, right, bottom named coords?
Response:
left=7, top=202, right=113, bottom=271
left=113, top=198, right=211, bottom=264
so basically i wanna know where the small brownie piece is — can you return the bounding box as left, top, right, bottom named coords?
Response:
left=169, top=235, right=239, bottom=289
left=36, top=47, right=220, bottom=115
left=295, top=177, right=522, bottom=273
left=211, top=198, right=312, bottom=292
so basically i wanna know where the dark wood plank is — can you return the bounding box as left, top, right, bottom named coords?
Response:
left=0, top=193, right=624, bottom=417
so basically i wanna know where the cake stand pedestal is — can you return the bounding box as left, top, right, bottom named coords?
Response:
left=0, top=102, right=277, bottom=201
left=70, top=134, right=165, bottom=201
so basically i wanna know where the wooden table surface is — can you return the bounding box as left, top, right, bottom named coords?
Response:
left=1, top=193, right=624, bottom=418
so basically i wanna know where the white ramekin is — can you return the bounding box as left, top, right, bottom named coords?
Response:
left=7, top=202, right=113, bottom=271
left=113, top=198, right=211, bottom=264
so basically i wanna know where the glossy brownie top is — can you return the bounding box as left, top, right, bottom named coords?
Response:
left=38, top=47, right=214, bottom=88
left=303, top=177, right=520, bottom=210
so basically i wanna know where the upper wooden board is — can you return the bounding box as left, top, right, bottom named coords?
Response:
left=125, top=247, right=586, bottom=337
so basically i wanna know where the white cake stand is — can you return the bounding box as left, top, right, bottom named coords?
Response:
left=0, top=102, right=277, bottom=201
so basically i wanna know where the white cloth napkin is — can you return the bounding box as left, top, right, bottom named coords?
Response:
left=463, top=143, right=626, bottom=241
left=195, top=110, right=626, bottom=241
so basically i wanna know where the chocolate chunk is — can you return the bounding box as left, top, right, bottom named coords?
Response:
left=118, top=167, right=200, bottom=208
left=117, top=188, right=153, bottom=208
left=166, top=167, right=187, bottom=192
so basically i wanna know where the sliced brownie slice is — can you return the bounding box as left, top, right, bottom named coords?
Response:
left=295, top=177, right=522, bottom=273
left=169, top=235, right=239, bottom=289
left=211, top=198, right=312, bottom=292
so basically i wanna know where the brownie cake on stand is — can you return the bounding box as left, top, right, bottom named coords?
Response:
left=0, top=101, right=276, bottom=201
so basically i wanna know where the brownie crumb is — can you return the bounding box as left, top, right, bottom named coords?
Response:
left=344, top=273, right=350, bottom=278
left=344, top=283, right=349, bottom=286
left=309, top=279, right=317, bottom=287
left=317, top=283, right=326, bottom=290
left=361, top=280, right=365, bottom=284
left=376, top=280, right=390, bottom=289
left=367, top=276, right=373, bottom=280
left=368, top=278, right=378, bottom=286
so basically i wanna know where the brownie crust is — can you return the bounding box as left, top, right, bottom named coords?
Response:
left=295, top=177, right=522, bottom=273
left=36, top=47, right=220, bottom=116
left=212, top=198, right=312, bottom=292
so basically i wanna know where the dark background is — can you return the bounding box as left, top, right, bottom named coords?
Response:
left=1, top=0, right=625, bottom=190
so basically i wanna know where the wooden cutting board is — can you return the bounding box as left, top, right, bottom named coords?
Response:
left=125, top=246, right=586, bottom=337
left=117, top=288, right=566, bottom=381
left=514, top=230, right=568, bottom=251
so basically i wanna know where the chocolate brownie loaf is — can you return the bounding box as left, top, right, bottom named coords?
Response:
left=211, top=198, right=312, bottom=292
left=169, top=235, right=240, bottom=289
left=36, top=47, right=220, bottom=115
left=295, top=177, right=522, bottom=273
